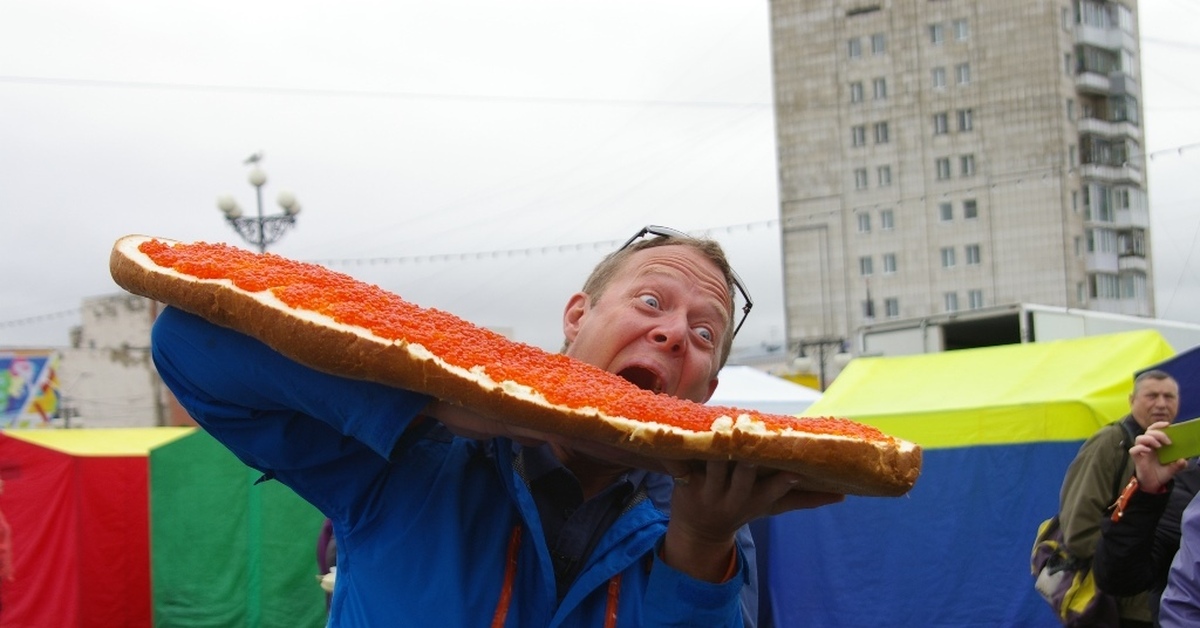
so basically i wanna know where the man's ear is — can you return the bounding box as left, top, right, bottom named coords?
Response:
left=562, top=292, right=590, bottom=344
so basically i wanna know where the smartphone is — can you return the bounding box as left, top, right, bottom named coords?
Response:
left=1158, top=418, right=1200, bottom=464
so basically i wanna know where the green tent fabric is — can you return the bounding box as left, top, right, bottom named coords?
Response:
left=802, top=328, right=1177, bottom=449
left=149, top=429, right=327, bottom=628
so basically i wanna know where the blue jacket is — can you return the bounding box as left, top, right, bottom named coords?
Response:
left=152, top=307, right=751, bottom=627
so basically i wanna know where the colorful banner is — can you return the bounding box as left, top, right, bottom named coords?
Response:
left=1, top=350, right=60, bottom=428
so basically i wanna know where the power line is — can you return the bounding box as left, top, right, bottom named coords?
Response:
left=310, top=220, right=778, bottom=268
left=0, top=74, right=769, bottom=110
left=0, top=308, right=80, bottom=329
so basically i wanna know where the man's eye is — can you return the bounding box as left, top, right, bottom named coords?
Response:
left=695, top=327, right=713, bottom=342
left=639, top=295, right=660, bottom=309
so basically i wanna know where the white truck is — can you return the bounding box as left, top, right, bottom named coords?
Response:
left=858, top=302, right=1200, bottom=356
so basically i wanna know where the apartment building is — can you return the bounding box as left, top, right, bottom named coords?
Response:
left=770, top=0, right=1150, bottom=356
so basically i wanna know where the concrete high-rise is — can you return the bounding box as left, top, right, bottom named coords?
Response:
left=770, top=1, right=1151, bottom=358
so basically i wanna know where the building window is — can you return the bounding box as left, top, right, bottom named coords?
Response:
left=871, top=33, right=886, bottom=55
left=857, top=212, right=872, bottom=232
left=965, top=244, right=981, bottom=265
left=957, top=108, right=973, bottom=131
left=956, top=63, right=971, bottom=85
left=878, top=165, right=892, bottom=187
left=885, top=297, right=900, bottom=318
left=1069, top=144, right=1077, bottom=167
left=1091, top=273, right=1120, bottom=299
left=848, top=37, right=862, bottom=59
left=933, top=112, right=949, bottom=135
left=936, top=157, right=951, bottom=180
left=953, top=19, right=969, bottom=41
left=1067, top=98, right=1076, bottom=121
left=854, top=168, right=869, bottom=190
left=960, top=154, right=976, bottom=176
left=930, top=23, right=944, bottom=45
left=932, top=67, right=946, bottom=89
left=852, top=125, right=866, bottom=147
left=859, top=256, right=874, bottom=276
left=863, top=299, right=876, bottom=319
left=939, top=202, right=953, bottom=221
left=1062, top=7, right=1072, bottom=31
left=963, top=199, right=978, bottom=219
left=883, top=253, right=897, bottom=273
left=874, top=121, right=890, bottom=144
left=850, top=81, right=864, bottom=103
left=1064, top=53, right=1073, bottom=76
left=941, top=247, right=956, bottom=268
left=944, top=292, right=959, bottom=312
left=968, top=289, right=984, bottom=310
left=873, top=77, right=888, bottom=100
left=880, top=209, right=895, bottom=230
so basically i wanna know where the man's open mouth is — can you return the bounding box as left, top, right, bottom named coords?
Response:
left=617, top=366, right=663, bottom=394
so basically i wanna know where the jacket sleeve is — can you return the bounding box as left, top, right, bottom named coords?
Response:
left=641, top=543, right=748, bottom=627
left=1094, top=484, right=1171, bottom=595
left=1159, top=492, right=1200, bottom=627
left=1060, top=426, right=1129, bottom=559
left=150, top=306, right=431, bottom=513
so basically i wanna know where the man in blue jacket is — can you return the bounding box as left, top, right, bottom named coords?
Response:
left=151, top=225, right=844, bottom=626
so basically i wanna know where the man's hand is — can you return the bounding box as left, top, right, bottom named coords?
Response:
left=659, top=459, right=844, bottom=582
left=1131, top=420, right=1188, bottom=493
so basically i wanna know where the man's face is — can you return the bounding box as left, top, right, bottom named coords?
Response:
left=1129, top=377, right=1180, bottom=429
left=562, top=245, right=731, bottom=404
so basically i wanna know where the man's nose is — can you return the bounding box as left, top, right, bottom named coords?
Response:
left=650, top=316, right=686, bottom=352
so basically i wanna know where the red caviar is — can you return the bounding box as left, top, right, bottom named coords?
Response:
left=140, top=239, right=891, bottom=442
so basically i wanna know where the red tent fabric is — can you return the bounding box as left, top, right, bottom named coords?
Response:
left=0, top=428, right=191, bottom=628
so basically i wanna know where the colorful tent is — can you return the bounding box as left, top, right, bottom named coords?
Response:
left=761, top=330, right=1175, bottom=627
left=0, top=428, right=326, bottom=628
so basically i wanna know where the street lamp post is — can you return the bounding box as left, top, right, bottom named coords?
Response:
left=216, top=154, right=301, bottom=253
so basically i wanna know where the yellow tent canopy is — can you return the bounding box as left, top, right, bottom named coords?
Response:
left=3, top=426, right=195, bottom=456
left=803, top=329, right=1175, bottom=450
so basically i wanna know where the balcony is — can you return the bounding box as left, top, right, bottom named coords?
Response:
left=1076, top=72, right=1111, bottom=94
left=1085, top=251, right=1119, bottom=274
left=1077, top=117, right=1139, bottom=139
left=1080, top=163, right=1143, bottom=185
left=1115, top=205, right=1149, bottom=228
left=1076, top=24, right=1137, bottom=53
left=1118, top=254, right=1148, bottom=273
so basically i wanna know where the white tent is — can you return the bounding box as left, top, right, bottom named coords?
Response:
left=707, top=366, right=822, bottom=416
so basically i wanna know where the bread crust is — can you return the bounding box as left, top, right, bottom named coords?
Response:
left=111, top=235, right=921, bottom=496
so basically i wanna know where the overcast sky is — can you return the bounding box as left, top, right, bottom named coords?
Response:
left=2, top=1, right=1198, bottom=356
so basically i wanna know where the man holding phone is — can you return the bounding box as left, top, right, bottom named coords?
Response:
left=1057, top=369, right=1180, bottom=627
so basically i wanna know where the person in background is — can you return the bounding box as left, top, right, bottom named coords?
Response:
left=1094, top=415, right=1200, bottom=627
left=1057, top=370, right=1180, bottom=627
left=151, top=225, right=844, bottom=627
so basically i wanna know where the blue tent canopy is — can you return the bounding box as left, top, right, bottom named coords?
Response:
left=759, top=331, right=1175, bottom=627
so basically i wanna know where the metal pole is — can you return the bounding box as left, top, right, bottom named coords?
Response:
left=254, top=181, right=266, bottom=253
